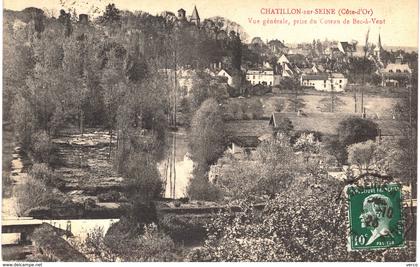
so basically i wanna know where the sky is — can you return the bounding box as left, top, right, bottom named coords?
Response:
left=4, top=0, right=419, bottom=47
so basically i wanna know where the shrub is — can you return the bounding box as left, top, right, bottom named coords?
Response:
left=29, top=163, right=55, bottom=185
left=31, top=130, right=53, bottom=163
left=125, top=152, right=163, bottom=201
left=159, top=214, right=208, bottom=244
left=102, top=223, right=182, bottom=261
left=15, top=176, right=62, bottom=216
left=187, top=176, right=223, bottom=202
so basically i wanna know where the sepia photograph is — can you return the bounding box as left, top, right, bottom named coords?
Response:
left=1, top=0, right=418, bottom=263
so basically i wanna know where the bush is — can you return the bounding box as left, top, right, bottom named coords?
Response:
left=324, top=117, right=379, bottom=165
left=31, top=130, right=53, bottom=163
left=124, top=152, right=163, bottom=201
left=103, top=223, right=182, bottom=261
left=29, top=163, right=57, bottom=186
left=187, top=176, right=223, bottom=202
left=15, top=176, right=62, bottom=216
left=159, top=214, right=208, bottom=244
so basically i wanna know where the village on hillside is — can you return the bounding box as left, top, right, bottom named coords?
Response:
left=2, top=2, right=418, bottom=262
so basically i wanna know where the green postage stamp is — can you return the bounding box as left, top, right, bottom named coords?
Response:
left=347, top=183, right=404, bottom=250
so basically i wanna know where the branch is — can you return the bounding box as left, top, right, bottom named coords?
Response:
left=345, top=172, right=393, bottom=184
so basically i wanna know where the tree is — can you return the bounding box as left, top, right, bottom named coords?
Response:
left=254, top=135, right=304, bottom=198
left=11, top=95, right=36, bottom=149
left=338, top=117, right=379, bottom=145
left=347, top=140, right=377, bottom=173
left=98, top=4, right=121, bottom=26
left=326, top=117, right=379, bottom=164
left=124, top=152, right=163, bottom=202
left=217, top=135, right=305, bottom=200
left=216, top=160, right=262, bottom=200
left=15, top=176, right=64, bottom=216
left=293, top=132, right=321, bottom=155
left=374, top=139, right=415, bottom=184
left=189, top=72, right=228, bottom=112
left=187, top=175, right=223, bottom=202
left=30, top=131, right=53, bottom=164
left=189, top=98, right=225, bottom=170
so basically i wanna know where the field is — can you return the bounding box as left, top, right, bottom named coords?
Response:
left=226, top=91, right=401, bottom=119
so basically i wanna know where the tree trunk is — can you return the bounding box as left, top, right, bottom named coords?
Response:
left=109, top=129, right=112, bottom=160
left=79, top=109, right=84, bottom=135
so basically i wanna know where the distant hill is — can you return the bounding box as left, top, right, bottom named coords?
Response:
left=383, top=46, right=417, bottom=53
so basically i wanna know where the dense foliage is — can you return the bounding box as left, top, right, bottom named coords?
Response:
left=190, top=174, right=415, bottom=262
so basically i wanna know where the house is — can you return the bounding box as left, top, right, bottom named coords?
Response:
left=279, top=62, right=296, bottom=77
left=159, top=68, right=197, bottom=96
left=269, top=112, right=406, bottom=138
left=338, top=41, right=356, bottom=56
left=300, top=64, right=323, bottom=74
left=246, top=68, right=281, bottom=86
left=300, top=73, right=348, bottom=92
left=227, top=136, right=261, bottom=156
left=287, top=54, right=310, bottom=69
left=380, top=55, right=412, bottom=87
left=277, top=54, right=290, bottom=65
left=225, top=120, right=272, bottom=138
left=208, top=120, right=271, bottom=182
left=217, top=69, right=233, bottom=86
left=217, top=68, right=242, bottom=88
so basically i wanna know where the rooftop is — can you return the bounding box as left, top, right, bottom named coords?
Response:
left=225, top=120, right=271, bottom=138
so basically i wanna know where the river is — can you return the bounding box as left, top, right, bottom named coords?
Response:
left=159, top=128, right=194, bottom=199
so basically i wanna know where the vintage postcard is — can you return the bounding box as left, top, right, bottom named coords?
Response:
left=2, top=0, right=418, bottom=263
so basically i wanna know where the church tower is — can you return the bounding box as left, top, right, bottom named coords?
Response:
left=177, top=8, right=186, bottom=21
left=190, top=6, right=200, bottom=26
left=374, top=32, right=383, bottom=62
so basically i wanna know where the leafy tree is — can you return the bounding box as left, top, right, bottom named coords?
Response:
left=15, top=176, right=64, bottom=216
left=325, top=117, right=379, bottom=164
left=189, top=72, right=229, bottom=112
left=293, top=132, right=321, bottom=154
left=375, top=139, right=416, bottom=184
left=347, top=140, right=377, bottom=173
left=30, top=131, right=53, bottom=163
left=62, top=35, right=90, bottom=134
left=189, top=98, right=225, bottom=169
left=187, top=175, right=223, bottom=202
left=338, top=117, right=378, bottom=145
left=124, top=152, right=163, bottom=202
left=217, top=135, right=305, bottom=200
left=98, top=4, right=121, bottom=26
left=11, top=95, right=36, bottom=149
